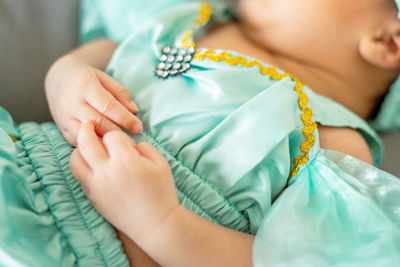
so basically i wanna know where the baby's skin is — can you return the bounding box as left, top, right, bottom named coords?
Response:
left=45, top=0, right=400, bottom=266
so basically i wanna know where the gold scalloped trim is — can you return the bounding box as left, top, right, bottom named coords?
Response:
left=193, top=51, right=317, bottom=185
left=182, top=3, right=317, bottom=185
left=181, top=3, right=213, bottom=48
left=8, top=134, right=18, bottom=142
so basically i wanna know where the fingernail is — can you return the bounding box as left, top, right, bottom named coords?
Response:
left=133, top=123, right=142, bottom=133
left=130, top=101, right=139, bottom=112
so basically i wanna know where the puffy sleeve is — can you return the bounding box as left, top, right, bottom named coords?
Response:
left=253, top=149, right=400, bottom=266
left=80, top=0, right=202, bottom=43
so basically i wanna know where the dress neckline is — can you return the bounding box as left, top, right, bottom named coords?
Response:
left=173, top=2, right=317, bottom=184
left=184, top=2, right=383, bottom=166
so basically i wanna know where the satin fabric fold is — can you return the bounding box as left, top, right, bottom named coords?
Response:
left=253, top=149, right=400, bottom=267
left=100, top=2, right=400, bottom=265
left=0, top=1, right=398, bottom=266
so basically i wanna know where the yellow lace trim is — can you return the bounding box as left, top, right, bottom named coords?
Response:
left=182, top=3, right=317, bottom=185
left=181, top=2, right=213, bottom=48
left=8, top=135, right=18, bottom=142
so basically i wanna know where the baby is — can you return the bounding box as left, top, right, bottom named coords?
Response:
left=3, top=0, right=399, bottom=266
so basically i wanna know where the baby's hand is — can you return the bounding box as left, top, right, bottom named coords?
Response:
left=46, top=56, right=142, bottom=146
left=69, top=121, right=179, bottom=245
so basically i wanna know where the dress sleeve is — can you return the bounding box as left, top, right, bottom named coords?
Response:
left=80, top=0, right=203, bottom=44
left=252, top=149, right=400, bottom=266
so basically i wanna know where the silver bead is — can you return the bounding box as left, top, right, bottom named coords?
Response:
left=173, top=63, right=181, bottom=70
left=162, top=46, right=171, bottom=54
left=156, top=46, right=195, bottom=79
left=156, top=70, right=165, bottom=77
left=178, top=49, right=187, bottom=56
left=167, top=56, right=175, bottom=63
left=187, top=47, right=195, bottom=55
left=157, top=62, right=166, bottom=70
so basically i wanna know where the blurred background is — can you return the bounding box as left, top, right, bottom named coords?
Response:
left=0, top=0, right=79, bottom=122
left=0, top=0, right=399, bottom=175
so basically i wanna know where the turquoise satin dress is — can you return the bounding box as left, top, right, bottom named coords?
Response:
left=0, top=1, right=399, bottom=266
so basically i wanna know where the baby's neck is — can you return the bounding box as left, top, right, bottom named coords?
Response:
left=197, top=23, right=395, bottom=119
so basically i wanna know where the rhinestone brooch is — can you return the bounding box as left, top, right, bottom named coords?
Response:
left=155, top=46, right=196, bottom=79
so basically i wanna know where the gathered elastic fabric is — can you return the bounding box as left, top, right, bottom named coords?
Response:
left=0, top=112, right=253, bottom=265
left=136, top=131, right=251, bottom=233
left=1, top=121, right=130, bottom=266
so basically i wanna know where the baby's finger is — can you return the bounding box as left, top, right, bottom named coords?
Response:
left=96, top=71, right=139, bottom=113
left=62, top=117, right=81, bottom=147
left=102, top=131, right=139, bottom=158
left=80, top=107, right=122, bottom=137
left=135, top=142, right=168, bottom=166
left=69, top=149, right=93, bottom=194
left=77, top=121, right=108, bottom=166
left=85, top=86, right=142, bottom=133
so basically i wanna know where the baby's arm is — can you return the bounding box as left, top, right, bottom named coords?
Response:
left=117, top=230, right=161, bottom=267
left=47, top=39, right=161, bottom=266
left=45, top=39, right=142, bottom=146
left=70, top=122, right=254, bottom=267
left=318, top=125, right=373, bottom=164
